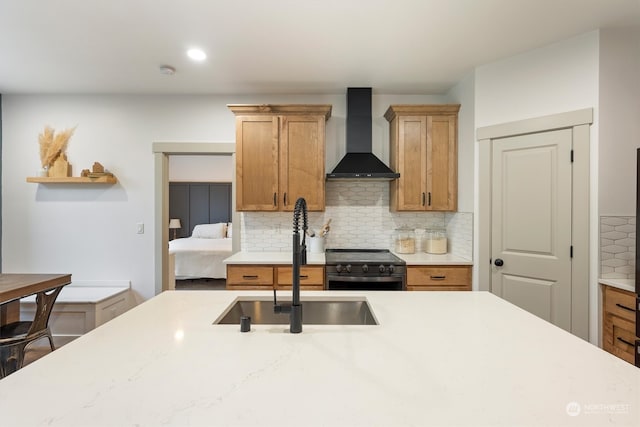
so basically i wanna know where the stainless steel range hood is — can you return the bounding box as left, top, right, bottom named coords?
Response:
left=326, top=88, right=400, bottom=180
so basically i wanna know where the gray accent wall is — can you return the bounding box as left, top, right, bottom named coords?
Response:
left=169, top=182, right=231, bottom=239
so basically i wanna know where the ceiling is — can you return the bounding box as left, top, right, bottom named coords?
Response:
left=1, top=0, right=638, bottom=95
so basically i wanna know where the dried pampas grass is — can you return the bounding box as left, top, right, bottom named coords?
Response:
left=38, top=126, right=76, bottom=168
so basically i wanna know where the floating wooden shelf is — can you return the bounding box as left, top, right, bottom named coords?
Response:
left=26, top=176, right=117, bottom=184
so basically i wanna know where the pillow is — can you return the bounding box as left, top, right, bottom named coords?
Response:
left=226, top=222, right=232, bottom=238
left=192, top=223, right=226, bottom=239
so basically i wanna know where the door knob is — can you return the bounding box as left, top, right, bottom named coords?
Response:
left=494, top=258, right=504, bottom=267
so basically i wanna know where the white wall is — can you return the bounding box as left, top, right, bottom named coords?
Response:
left=475, top=31, right=600, bottom=127
left=1, top=95, right=235, bottom=301
left=446, top=73, right=476, bottom=214
left=169, top=155, right=233, bottom=182
left=598, top=26, right=640, bottom=215
left=2, top=92, right=463, bottom=301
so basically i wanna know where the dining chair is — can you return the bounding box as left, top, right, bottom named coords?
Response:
left=0, top=286, right=63, bottom=377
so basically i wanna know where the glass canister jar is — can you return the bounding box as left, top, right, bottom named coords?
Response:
left=423, top=228, right=448, bottom=254
left=392, top=227, right=416, bottom=254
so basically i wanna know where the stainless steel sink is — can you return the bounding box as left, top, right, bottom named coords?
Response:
left=213, top=297, right=378, bottom=325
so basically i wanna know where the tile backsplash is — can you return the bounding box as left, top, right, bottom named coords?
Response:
left=240, top=181, right=473, bottom=259
left=600, top=216, right=635, bottom=279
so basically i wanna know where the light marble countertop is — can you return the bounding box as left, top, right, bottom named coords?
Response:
left=0, top=290, right=638, bottom=426
left=224, top=251, right=326, bottom=265
left=599, top=278, right=636, bottom=293
left=224, top=251, right=472, bottom=266
left=393, top=251, right=473, bottom=265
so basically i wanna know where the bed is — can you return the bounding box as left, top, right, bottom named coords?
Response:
left=169, top=223, right=233, bottom=279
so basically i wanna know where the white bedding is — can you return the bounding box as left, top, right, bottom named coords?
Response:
left=168, top=237, right=232, bottom=279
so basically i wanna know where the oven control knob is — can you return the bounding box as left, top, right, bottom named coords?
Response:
left=388, top=265, right=395, bottom=274
left=336, top=264, right=343, bottom=273
left=362, top=264, right=369, bottom=273
left=379, top=264, right=386, bottom=273
left=346, top=264, right=352, bottom=273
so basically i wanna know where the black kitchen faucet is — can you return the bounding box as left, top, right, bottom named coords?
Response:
left=273, top=197, right=307, bottom=333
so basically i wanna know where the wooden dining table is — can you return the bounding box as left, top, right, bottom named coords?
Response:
left=0, top=274, right=72, bottom=326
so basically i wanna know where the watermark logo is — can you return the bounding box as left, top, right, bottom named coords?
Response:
left=566, top=401, right=630, bottom=417
left=566, top=401, right=581, bottom=417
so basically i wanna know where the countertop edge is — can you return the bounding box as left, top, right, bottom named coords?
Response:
left=224, top=251, right=473, bottom=266
left=599, top=278, right=636, bottom=293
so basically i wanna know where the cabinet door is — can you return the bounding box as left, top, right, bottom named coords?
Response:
left=235, top=116, right=279, bottom=211
left=427, top=115, right=457, bottom=211
left=395, top=116, right=427, bottom=210
left=280, top=115, right=325, bottom=211
left=169, top=183, right=190, bottom=238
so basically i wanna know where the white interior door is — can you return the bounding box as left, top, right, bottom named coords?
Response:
left=491, top=129, right=573, bottom=331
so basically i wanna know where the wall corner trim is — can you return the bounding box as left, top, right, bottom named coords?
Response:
left=476, top=108, right=593, bottom=141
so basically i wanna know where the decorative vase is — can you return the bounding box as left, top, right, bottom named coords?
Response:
left=38, top=166, right=48, bottom=177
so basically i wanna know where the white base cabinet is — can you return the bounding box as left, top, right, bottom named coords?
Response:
left=20, top=284, right=133, bottom=348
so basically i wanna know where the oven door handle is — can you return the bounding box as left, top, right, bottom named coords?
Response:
left=326, top=275, right=402, bottom=283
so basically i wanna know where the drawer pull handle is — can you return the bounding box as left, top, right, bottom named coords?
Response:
left=300, top=275, right=309, bottom=279
left=615, top=303, right=635, bottom=312
left=273, top=192, right=277, bottom=206
left=430, top=275, right=446, bottom=280
left=616, top=337, right=635, bottom=347
left=242, top=275, right=259, bottom=280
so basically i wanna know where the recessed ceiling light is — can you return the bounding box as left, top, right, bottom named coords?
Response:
left=187, top=48, right=206, bottom=61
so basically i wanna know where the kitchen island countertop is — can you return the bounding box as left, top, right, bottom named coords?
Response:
left=0, top=290, right=637, bottom=426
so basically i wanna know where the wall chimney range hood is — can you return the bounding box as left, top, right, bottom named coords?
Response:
left=327, top=88, right=400, bottom=180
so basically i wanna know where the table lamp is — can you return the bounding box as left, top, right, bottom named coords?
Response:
left=169, top=218, right=181, bottom=240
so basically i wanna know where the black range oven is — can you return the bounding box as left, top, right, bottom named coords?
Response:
left=325, top=249, right=406, bottom=291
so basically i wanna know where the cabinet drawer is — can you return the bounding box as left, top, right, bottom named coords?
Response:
left=407, top=266, right=471, bottom=290
left=603, top=286, right=636, bottom=323
left=227, top=266, right=274, bottom=286
left=603, top=314, right=636, bottom=364
left=276, top=266, right=324, bottom=286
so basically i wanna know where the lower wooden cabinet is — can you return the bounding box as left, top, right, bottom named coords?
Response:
left=226, top=265, right=325, bottom=291
left=275, top=266, right=324, bottom=291
left=407, top=265, right=471, bottom=291
left=601, top=284, right=637, bottom=365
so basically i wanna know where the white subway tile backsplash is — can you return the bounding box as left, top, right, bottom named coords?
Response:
left=600, top=216, right=635, bottom=279
left=241, top=181, right=473, bottom=259
left=601, top=217, right=628, bottom=226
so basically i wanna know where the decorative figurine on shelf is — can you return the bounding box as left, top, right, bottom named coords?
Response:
left=38, top=125, right=76, bottom=177
left=83, top=161, right=114, bottom=178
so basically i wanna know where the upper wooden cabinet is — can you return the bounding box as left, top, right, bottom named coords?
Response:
left=228, top=105, right=331, bottom=211
left=385, top=105, right=460, bottom=211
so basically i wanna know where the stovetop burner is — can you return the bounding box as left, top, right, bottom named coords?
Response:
left=325, top=249, right=405, bottom=265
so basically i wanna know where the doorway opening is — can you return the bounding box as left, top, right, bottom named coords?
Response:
left=152, top=143, right=236, bottom=295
